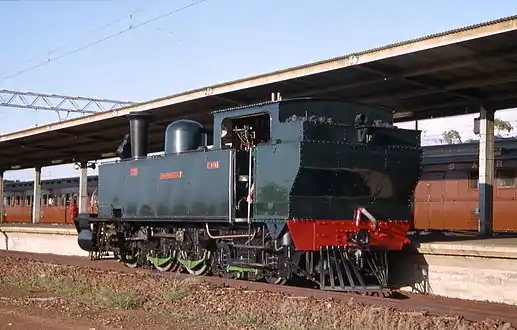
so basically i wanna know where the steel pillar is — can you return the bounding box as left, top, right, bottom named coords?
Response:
left=478, top=106, right=495, bottom=237
left=32, top=167, right=41, bottom=224
left=0, top=171, right=4, bottom=223
left=78, top=162, right=88, bottom=214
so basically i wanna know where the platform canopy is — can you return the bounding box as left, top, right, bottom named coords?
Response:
left=1, top=15, right=517, bottom=170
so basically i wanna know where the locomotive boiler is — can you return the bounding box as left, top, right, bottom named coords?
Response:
left=75, top=98, right=422, bottom=295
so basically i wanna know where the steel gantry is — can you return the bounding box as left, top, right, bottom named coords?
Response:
left=0, top=89, right=135, bottom=121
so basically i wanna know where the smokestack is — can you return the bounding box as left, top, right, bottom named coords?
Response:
left=128, top=112, right=151, bottom=159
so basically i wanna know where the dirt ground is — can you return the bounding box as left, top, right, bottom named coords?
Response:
left=0, top=255, right=514, bottom=330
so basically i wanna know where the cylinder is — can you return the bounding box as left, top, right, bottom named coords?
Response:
left=164, top=119, right=206, bottom=155
left=128, top=112, right=151, bottom=159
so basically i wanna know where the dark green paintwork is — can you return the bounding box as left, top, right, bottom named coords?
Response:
left=97, top=148, right=233, bottom=221
left=97, top=98, right=421, bottom=228
left=244, top=99, right=422, bottom=223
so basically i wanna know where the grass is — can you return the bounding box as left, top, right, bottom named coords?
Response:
left=164, top=278, right=192, bottom=302
left=234, top=312, right=266, bottom=327
left=2, top=272, right=139, bottom=310
left=0, top=258, right=504, bottom=330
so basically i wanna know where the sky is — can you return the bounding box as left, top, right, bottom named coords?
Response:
left=0, top=0, right=516, bottom=181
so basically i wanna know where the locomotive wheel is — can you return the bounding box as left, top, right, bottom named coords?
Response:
left=264, top=274, right=288, bottom=285
left=154, top=249, right=180, bottom=272
left=125, top=261, right=139, bottom=268
left=122, top=248, right=141, bottom=268
left=176, top=230, right=212, bottom=276
left=155, top=260, right=175, bottom=272
left=186, top=262, right=209, bottom=275
left=123, top=254, right=139, bottom=268
left=212, top=242, right=234, bottom=278
left=182, top=250, right=211, bottom=276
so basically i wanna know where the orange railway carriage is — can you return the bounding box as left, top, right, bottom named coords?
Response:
left=413, top=138, right=517, bottom=233
left=2, top=176, right=98, bottom=224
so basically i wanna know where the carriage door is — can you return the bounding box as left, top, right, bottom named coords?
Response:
left=414, top=171, right=445, bottom=230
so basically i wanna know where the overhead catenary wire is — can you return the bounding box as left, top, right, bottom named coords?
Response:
left=8, top=1, right=160, bottom=74
left=2, top=0, right=210, bottom=82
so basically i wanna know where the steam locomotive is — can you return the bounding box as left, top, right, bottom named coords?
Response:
left=75, top=98, right=422, bottom=295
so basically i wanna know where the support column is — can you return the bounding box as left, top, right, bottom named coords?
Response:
left=32, top=167, right=41, bottom=224
left=478, top=106, right=495, bottom=237
left=0, top=171, right=4, bottom=223
left=78, top=162, right=88, bottom=214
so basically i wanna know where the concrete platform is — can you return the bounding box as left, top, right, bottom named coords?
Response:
left=0, top=223, right=74, bottom=229
left=411, top=231, right=517, bottom=259
left=0, top=224, right=88, bottom=257
left=0, top=225, right=516, bottom=305
left=393, top=232, right=517, bottom=306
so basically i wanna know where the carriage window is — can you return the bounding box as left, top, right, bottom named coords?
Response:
left=6, top=197, right=11, bottom=207
left=468, top=171, right=478, bottom=189
left=469, top=169, right=516, bottom=188
left=497, top=170, right=515, bottom=188
left=26, top=196, right=31, bottom=206
left=15, top=196, right=21, bottom=206
left=48, top=194, right=55, bottom=206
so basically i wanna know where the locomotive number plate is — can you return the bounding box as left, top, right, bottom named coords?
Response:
left=207, top=161, right=219, bottom=169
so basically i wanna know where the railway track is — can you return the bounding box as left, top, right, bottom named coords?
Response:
left=1, top=250, right=516, bottom=326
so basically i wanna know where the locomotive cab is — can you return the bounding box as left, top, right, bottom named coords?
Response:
left=215, top=110, right=272, bottom=220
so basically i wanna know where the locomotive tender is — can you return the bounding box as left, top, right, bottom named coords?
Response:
left=75, top=98, right=422, bottom=294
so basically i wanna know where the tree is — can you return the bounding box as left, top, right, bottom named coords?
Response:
left=474, top=118, right=514, bottom=138
left=442, top=129, right=462, bottom=144
left=494, top=118, right=513, bottom=137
